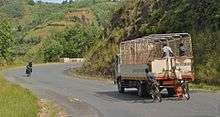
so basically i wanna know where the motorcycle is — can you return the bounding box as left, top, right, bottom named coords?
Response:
left=177, top=80, right=190, bottom=100
left=26, top=66, right=32, bottom=77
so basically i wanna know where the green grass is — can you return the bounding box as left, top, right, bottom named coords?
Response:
left=24, top=20, right=75, bottom=40
left=189, top=83, right=220, bottom=92
left=0, top=74, right=39, bottom=117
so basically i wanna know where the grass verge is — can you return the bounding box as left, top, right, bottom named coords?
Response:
left=0, top=64, right=67, bottom=117
left=0, top=74, right=38, bottom=117
left=189, top=83, right=220, bottom=92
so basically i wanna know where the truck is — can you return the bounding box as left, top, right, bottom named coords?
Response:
left=115, top=33, right=195, bottom=98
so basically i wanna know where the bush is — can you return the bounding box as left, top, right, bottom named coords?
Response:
left=41, top=39, right=63, bottom=62
left=91, top=1, right=119, bottom=27
left=0, top=2, right=23, bottom=18
left=25, top=45, right=44, bottom=63
left=54, top=22, right=103, bottom=58
left=0, top=19, right=15, bottom=65
left=193, top=31, right=220, bottom=84
left=25, top=38, right=63, bottom=63
left=28, top=0, right=35, bottom=6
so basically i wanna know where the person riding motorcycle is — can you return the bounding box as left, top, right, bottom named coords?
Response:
left=145, top=67, right=162, bottom=102
left=145, top=68, right=155, bottom=82
left=26, top=61, right=32, bottom=77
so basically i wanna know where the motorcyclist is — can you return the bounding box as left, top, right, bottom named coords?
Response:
left=26, top=61, right=32, bottom=77
left=145, top=68, right=155, bottom=83
left=145, top=67, right=162, bottom=102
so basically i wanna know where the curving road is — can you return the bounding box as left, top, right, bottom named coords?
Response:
left=5, top=64, right=220, bottom=117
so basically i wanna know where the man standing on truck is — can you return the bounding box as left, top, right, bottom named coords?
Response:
left=145, top=67, right=162, bottom=102
left=179, top=43, right=187, bottom=56
left=162, top=43, right=174, bottom=58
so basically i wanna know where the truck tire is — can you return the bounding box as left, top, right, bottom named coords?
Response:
left=117, top=79, right=125, bottom=93
left=167, top=88, right=176, bottom=96
left=137, top=83, right=147, bottom=97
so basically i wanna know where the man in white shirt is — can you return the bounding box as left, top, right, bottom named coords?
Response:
left=162, top=43, right=174, bottom=58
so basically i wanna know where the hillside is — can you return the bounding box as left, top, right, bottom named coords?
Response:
left=82, top=0, right=220, bottom=84
left=0, top=0, right=120, bottom=63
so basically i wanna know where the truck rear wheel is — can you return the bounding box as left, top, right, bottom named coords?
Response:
left=117, top=79, right=125, bottom=93
left=167, top=88, right=176, bottom=96
left=137, top=83, right=146, bottom=97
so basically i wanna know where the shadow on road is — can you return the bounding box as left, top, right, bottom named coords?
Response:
left=95, top=90, right=152, bottom=103
left=95, top=89, right=202, bottom=103
left=95, top=90, right=178, bottom=103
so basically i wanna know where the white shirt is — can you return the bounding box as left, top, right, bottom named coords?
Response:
left=162, top=46, right=174, bottom=58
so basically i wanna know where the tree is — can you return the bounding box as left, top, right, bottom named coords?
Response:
left=28, top=0, right=35, bottom=5
left=0, top=19, right=15, bottom=64
left=62, top=0, right=68, bottom=4
left=2, top=2, right=23, bottom=18
left=69, top=0, right=73, bottom=4
left=42, top=39, right=63, bottom=62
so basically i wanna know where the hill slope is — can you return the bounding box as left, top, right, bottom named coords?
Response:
left=82, top=0, right=220, bottom=84
left=0, top=0, right=120, bottom=63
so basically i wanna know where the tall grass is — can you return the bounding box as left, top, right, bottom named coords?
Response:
left=0, top=74, right=38, bottom=117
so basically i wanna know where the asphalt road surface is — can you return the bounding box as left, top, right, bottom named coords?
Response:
left=5, top=64, right=220, bottom=117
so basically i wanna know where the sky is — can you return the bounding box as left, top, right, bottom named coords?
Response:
left=34, top=0, right=66, bottom=3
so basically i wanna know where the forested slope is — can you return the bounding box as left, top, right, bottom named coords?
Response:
left=0, top=0, right=119, bottom=63
left=82, top=0, right=220, bottom=84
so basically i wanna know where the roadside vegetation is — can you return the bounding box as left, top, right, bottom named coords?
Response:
left=189, top=83, right=220, bottom=92
left=80, top=0, right=220, bottom=87
left=0, top=74, right=38, bottom=117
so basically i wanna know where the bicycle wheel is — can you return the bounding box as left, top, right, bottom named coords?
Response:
left=151, top=83, right=162, bottom=102
left=183, top=82, right=190, bottom=100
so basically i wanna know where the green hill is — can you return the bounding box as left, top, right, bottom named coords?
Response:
left=82, top=0, right=220, bottom=84
left=0, top=0, right=120, bottom=63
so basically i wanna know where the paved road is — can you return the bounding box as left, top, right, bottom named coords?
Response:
left=5, top=64, right=220, bottom=117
